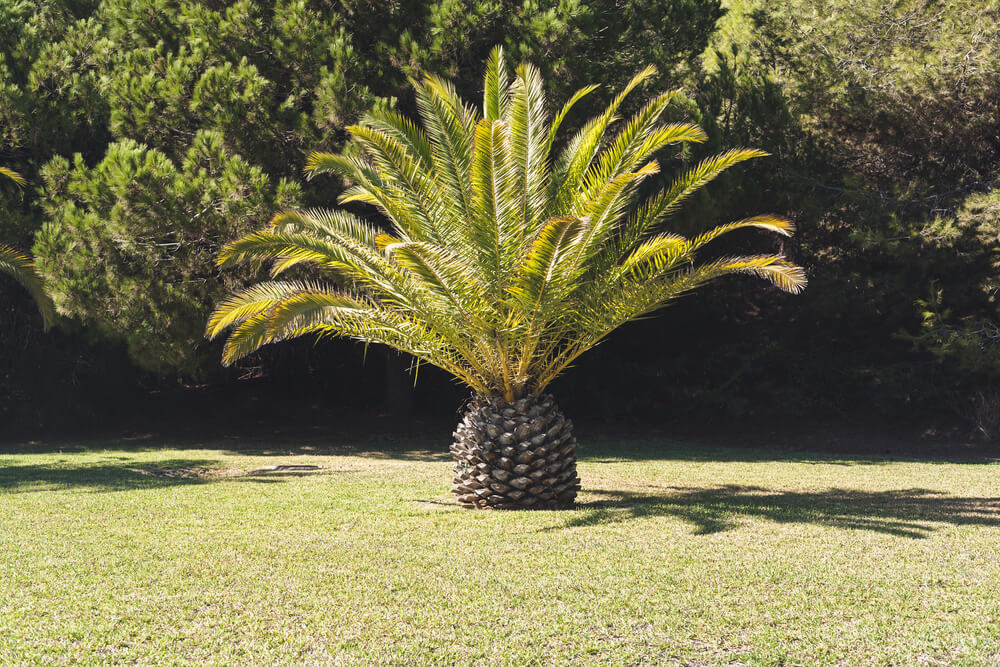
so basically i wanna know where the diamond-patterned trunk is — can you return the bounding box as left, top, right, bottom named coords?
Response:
left=451, top=393, right=580, bottom=509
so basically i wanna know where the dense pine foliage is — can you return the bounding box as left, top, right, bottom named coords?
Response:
left=3, top=0, right=1000, bottom=433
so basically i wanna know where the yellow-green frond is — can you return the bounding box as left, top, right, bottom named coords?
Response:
left=363, top=108, right=434, bottom=168
left=375, top=233, right=400, bottom=252
left=216, top=230, right=343, bottom=271
left=624, top=148, right=771, bottom=246
left=304, top=151, right=349, bottom=179
left=386, top=241, right=490, bottom=322
left=483, top=45, right=510, bottom=121
left=550, top=65, right=658, bottom=213
left=210, top=52, right=805, bottom=398
left=690, top=215, right=797, bottom=251
left=508, top=216, right=587, bottom=313
left=635, top=122, right=708, bottom=157
left=684, top=255, right=807, bottom=295
left=508, top=62, right=550, bottom=233
left=0, top=244, right=54, bottom=330
left=545, top=84, right=599, bottom=156
left=0, top=167, right=25, bottom=188
left=206, top=280, right=335, bottom=339
left=413, top=77, right=476, bottom=225
left=619, top=233, right=691, bottom=280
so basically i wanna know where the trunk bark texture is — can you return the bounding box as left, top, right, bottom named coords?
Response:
left=451, top=393, right=580, bottom=509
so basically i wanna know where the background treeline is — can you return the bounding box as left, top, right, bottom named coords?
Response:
left=2, top=0, right=999, bottom=436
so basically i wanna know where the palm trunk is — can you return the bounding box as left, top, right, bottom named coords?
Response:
left=451, top=393, right=580, bottom=509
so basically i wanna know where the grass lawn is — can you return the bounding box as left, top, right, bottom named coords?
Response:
left=1, top=428, right=998, bottom=665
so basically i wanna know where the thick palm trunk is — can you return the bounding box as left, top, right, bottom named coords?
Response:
left=451, top=393, right=580, bottom=509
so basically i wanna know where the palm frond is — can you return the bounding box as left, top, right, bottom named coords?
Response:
left=0, top=244, right=54, bottom=329
left=206, top=279, right=339, bottom=339
left=544, top=84, right=599, bottom=158
left=345, top=123, right=448, bottom=242
left=625, top=148, right=770, bottom=243
left=550, top=65, right=658, bottom=213
left=363, top=108, right=434, bottom=169
left=0, top=167, right=25, bottom=188
left=216, top=230, right=351, bottom=273
left=507, top=63, right=550, bottom=234
left=582, top=91, right=682, bottom=198
left=508, top=216, right=587, bottom=316
left=270, top=209, right=380, bottom=244
left=689, top=254, right=806, bottom=295
left=617, top=233, right=692, bottom=281
left=386, top=240, right=493, bottom=324
left=482, top=46, right=510, bottom=121
left=688, top=215, right=796, bottom=250
left=304, top=151, right=360, bottom=180
left=469, top=118, right=519, bottom=287
left=209, top=51, right=805, bottom=398
left=413, top=77, right=476, bottom=230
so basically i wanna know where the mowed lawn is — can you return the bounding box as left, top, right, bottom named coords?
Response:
left=1, top=430, right=999, bottom=665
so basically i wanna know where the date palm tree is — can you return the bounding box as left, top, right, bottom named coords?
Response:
left=1, top=167, right=53, bottom=329
left=207, top=49, right=805, bottom=509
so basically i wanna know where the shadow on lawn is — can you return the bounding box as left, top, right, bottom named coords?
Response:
left=557, top=485, right=1000, bottom=538
left=0, top=458, right=222, bottom=492
left=578, top=439, right=1000, bottom=466
left=0, top=429, right=453, bottom=462
left=0, top=458, right=339, bottom=493
left=6, top=431, right=996, bottom=467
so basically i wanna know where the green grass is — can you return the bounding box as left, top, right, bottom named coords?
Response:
left=1, top=430, right=999, bottom=665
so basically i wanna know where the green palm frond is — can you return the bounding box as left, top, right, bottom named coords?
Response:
left=0, top=167, right=26, bottom=188
left=0, top=244, right=55, bottom=330
left=582, top=91, right=681, bottom=197
left=384, top=240, right=493, bottom=324
left=545, top=84, right=598, bottom=157
left=689, top=215, right=796, bottom=250
left=413, top=76, right=476, bottom=228
left=482, top=46, right=511, bottom=121
left=2, top=168, right=54, bottom=329
left=209, top=48, right=806, bottom=400
left=623, top=148, right=770, bottom=245
left=508, top=216, right=588, bottom=316
left=508, top=62, right=550, bottom=235
left=469, top=118, right=519, bottom=288
left=345, top=123, right=448, bottom=242
left=363, top=107, right=435, bottom=169
left=550, top=65, right=658, bottom=213
left=617, top=232, right=692, bottom=281
left=206, top=280, right=338, bottom=339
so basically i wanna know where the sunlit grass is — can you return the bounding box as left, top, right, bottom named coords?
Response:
left=1, top=433, right=998, bottom=665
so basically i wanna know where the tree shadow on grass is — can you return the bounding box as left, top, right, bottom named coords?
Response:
left=578, top=440, right=1000, bottom=466
left=6, top=432, right=993, bottom=467
left=5, top=419, right=998, bottom=465
left=553, top=485, right=1000, bottom=538
left=0, top=458, right=223, bottom=493
left=1, top=430, right=453, bottom=462
left=0, top=458, right=340, bottom=493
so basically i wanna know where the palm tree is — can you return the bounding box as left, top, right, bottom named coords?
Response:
left=1, top=167, right=53, bottom=330
left=208, top=49, right=806, bottom=509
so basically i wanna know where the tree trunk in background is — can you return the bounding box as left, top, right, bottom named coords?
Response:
left=451, top=393, right=580, bottom=509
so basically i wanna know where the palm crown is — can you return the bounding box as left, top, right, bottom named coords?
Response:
left=208, top=48, right=805, bottom=401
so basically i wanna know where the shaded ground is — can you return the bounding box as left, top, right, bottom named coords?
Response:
left=4, top=409, right=998, bottom=465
